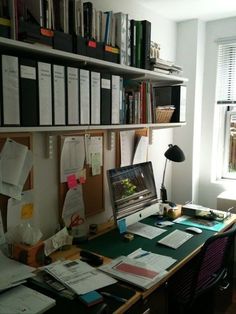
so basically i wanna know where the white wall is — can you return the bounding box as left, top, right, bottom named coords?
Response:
left=172, top=19, right=205, bottom=205
left=198, top=17, right=236, bottom=208
left=32, top=0, right=178, bottom=239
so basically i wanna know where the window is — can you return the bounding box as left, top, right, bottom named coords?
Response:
left=215, top=41, right=236, bottom=179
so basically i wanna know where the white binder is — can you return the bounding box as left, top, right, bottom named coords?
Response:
left=79, top=69, right=90, bottom=125
left=67, top=66, right=79, bottom=125
left=90, top=71, right=101, bottom=124
left=38, top=62, right=52, bottom=125
left=53, top=64, right=66, bottom=125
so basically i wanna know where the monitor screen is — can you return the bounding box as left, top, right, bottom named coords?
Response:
left=107, top=162, right=159, bottom=226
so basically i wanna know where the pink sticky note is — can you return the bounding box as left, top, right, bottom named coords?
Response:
left=67, top=174, right=78, bottom=189
left=79, top=176, right=86, bottom=184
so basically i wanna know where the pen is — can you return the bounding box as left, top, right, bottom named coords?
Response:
left=100, top=292, right=127, bottom=303
left=134, top=252, right=150, bottom=259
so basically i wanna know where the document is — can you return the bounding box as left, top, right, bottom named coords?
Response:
left=53, top=64, right=66, bottom=125
left=1, top=55, right=20, bottom=125
left=44, top=227, right=72, bottom=256
left=0, top=285, right=55, bottom=314
left=80, top=69, right=90, bottom=124
left=0, top=251, right=35, bottom=291
left=85, top=135, right=103, bottom=166
left=60, top=136, right=85, bottom=183
left=99, top=256, right=167, bottom=290
left=90, top=71, right=101, bottom=124
left=67, top=67, right=79, bottom=125
left=133, top=136, right=148, bottom=164
left=128, top=248, right=177, bottom=271
left=0, top=139, right=33, bottom=199
left=127, top=222, right=166, bottom=239
left=38, top=62, right=52, bottom=125
left=43, top=259, right=117, bottom=295
left=120, top=130, right=135, bottom=166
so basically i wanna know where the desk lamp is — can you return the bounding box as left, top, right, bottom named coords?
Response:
left=161, top=144, right=185, bottom=203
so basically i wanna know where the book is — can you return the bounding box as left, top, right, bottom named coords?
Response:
left=141, top=20, right=151, bottom=69
left=115, top=12, right=128, bottom=65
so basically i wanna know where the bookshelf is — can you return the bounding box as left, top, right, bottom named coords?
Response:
left=0, top=36, right=188, bottom=133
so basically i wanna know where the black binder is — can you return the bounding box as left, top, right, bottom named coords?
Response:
left=101, top=73, right=111, bottom=125
left=19, top=58, right=39, bottom=126
left=130, top=19, right=136, bottom=67
left=141, top=20, right=151, bottom=70
left=83, top=2, right=93, bottom=39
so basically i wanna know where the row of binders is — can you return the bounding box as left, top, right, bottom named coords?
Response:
left=0, top=54, right=123, bottom=127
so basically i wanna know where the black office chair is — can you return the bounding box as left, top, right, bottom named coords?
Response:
left=168, top=223, right=236, bottom=314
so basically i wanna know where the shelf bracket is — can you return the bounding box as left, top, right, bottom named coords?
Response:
left=107, top=131, right=116, bottom=150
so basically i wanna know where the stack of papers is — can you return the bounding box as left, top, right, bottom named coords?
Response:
left=99, top=256, right=167, bottom=290
left=43, top=259, right=117, bottom=295
left=0, top=285, right=55, bottom=314
left=127, top=222, right=166, bottom=239
left=0, top=251, right=35, bottom=292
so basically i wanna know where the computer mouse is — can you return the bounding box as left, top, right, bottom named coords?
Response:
left=185, top=227, right=202, bottom=234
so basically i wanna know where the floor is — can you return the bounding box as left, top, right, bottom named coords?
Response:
left=223, top=279, right=236, bottom=314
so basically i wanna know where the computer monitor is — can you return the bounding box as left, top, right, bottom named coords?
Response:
left=107, top=161, right=160, bottom=227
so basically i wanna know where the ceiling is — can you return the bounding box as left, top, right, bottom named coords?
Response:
left=141, top=0, right=236, bottom=21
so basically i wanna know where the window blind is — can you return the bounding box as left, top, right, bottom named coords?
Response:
left=217, top=42, right=236, bottom=104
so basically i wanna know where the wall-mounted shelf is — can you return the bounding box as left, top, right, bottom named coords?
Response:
left=0, top=37, right=188, bottom=84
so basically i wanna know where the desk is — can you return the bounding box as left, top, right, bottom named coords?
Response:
left=42, top=214, right=236, bottom=314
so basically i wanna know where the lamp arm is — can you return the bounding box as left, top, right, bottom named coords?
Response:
left=162, top=158, right=168, bottom=187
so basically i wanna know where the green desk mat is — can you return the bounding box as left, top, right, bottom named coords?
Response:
left=79, top=216, right=215, bottom=264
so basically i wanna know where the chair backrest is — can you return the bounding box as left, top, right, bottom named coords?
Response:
left=193, top=223, right=236, bottom=298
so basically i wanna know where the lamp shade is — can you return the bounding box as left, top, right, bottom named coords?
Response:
left=164, top=144, right=185, bottom=163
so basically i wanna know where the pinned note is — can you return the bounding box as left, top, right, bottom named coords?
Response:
left=21, top=203, right=34, bottom=220
left=67, top=174, right=78, bottom=189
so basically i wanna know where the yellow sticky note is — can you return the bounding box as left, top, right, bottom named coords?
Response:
left=21, top=203, right=34, bottom=220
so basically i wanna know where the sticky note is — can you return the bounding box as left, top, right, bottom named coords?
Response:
left=21, top=203, right=34, bottom=219
left=67, top=174, right=78, bottom=189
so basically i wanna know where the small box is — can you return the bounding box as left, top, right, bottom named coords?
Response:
left=12, top=241, right=45, bottom=267
left=103, top=45, right=119, bottom=63
left=18, top=21, right=53, bottom=48
left=79, top=291, right=103, bottom=307
left=73, top=35, right=87, bottom=56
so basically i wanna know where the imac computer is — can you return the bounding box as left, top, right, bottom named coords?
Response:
left=107, top=161, right=160, bottom=227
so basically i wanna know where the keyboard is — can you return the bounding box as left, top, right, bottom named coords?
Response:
left=157, top=229, right=193, bottom=249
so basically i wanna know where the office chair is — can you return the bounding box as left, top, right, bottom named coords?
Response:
left=168, top=223, right=236, bottom=314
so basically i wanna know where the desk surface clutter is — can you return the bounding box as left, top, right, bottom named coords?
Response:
left=0, top=212, right=235, bottom=314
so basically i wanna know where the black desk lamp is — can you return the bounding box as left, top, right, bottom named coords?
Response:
left=161, top=144, right=185, bottom=203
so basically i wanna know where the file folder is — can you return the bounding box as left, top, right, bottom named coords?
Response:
left=111, top=75, right=120, bottom=124
left=67, top=66, right=79, bottom=125
left=90, top=71, right=101, bottom=125
left=19, top=58, right=39, bottom=126
left=79, top=69, right=90, bottom=125
left=53, top=65, right=66, bottom=125
left=1, top=55, right=20, bottom=126
left=38, top=62, right=53, bottom=126
left=101, top=73, right=111, bottom=125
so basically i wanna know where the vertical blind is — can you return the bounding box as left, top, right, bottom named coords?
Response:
left=217, top=42, right=236, bottom=104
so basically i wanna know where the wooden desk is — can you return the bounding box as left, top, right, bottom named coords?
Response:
left=49, top=214, right=236, bottom=314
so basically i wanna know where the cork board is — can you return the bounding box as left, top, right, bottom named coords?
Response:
left=0, top=133, right=33, bottom=231
left=58, top=131, right=105, bottom=224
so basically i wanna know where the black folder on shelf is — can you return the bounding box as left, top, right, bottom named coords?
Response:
left=141, top=20, right=151, bottom=70
left=101, top=73, right=111, bottom=125
left=19, top=58, right=39, bottom=126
